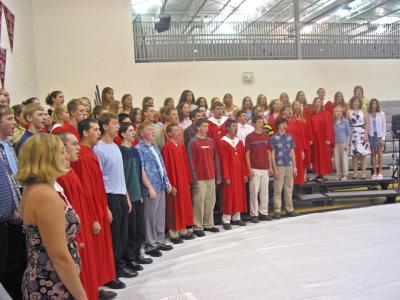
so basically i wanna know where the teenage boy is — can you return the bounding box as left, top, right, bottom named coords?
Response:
left=136, top=121, right=173, bottom=257
left=52, top=98, right=87, bottom=140
left=270, top=117, right=299, bottom=219
left=236, top=110, right=254, bottom=145
left=208, top=101, right=228, bottom=142
left=184, top=109, right=202, bottom=149
left=93, top=114, right=137, bottom=282
left=118, top=122, right=152, bottom=268
left=162, top=107, right=184, bottom=145
left=142, top=105, right=164, bottom=150
left=218, top=119, right=248, bottom=230
left=245, top=115, right=273, bottom=223
left=15, top=103, right=46, bottom=154
left=162, top=123, right=194, bottom=244
left=187, top=118, right=221, bottom=236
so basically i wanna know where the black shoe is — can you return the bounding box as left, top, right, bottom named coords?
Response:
left=170, top=237, right=184, bottom=244
left=105, top=279, right=126, bottom=289
left=241, top=214, right=251, bottom=221
left=274, top=213, right=281, bottom=219
left=223, top=223, right=232, bottom=230
left=204, top=227, right=219, bottom=233
left=286, top=211, right=299, bottom=217
left=135, top=255, right=153, bottom=265
left=250, top=216, right=259, bottom=223
left=125, top=261, right=144, bottom=271
left=259, top=214, right=273, bottom=221
left=193, top=230, right=206, bottom=237
left=99, top=289, right=117, bottom=299
left=181, top=232, right=195, bottom=239
left=231, top=220, right=247, bottom=226
left=145, top=249, right=163, bottom=257
left=158, top=244, right=173, bottom=251
left=117, top=268, right=138, bottom=278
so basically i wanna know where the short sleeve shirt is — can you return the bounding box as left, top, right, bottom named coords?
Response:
left=270, top=132, right=295, bottom=167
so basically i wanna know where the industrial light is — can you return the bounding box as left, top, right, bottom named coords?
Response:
left=375, top=25, right=386, bottom=34
left=133, top=0, right=160, bottom=14
left=302, top=24, right=313, bottom=34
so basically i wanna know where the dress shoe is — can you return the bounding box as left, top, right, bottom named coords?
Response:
left=98, top=289, right=117, bottom=299
left=223, top=223, right=232, bottom=230
left=135, top=255, right=153, bottom=265
left=158, top=244, right=173, bottom=251
left=203, top=227, right=219, bottom=233
left=259, top=214, right=273, bottom=221
left=250, top=216, right=259, bottom=223
left=231, top=220, right=247, bottom=226
left=274, top=213, right=281, bottom=219
left=117, top=268, right=138, bottom=278
left=105, top=279, right=126, bottom=289
left=181, top=232, right=195, bottom=239
left=145, top=249, right=163, bottom=257
left=170, top=237, right=184, bottom=244
left=193, top=230, right=205, bottom=237
left=286, top=211, right=299, bottom=217
left=126, top=261, right=143, bottom=271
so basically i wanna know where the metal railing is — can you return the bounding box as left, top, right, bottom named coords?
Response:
left=133, top=21, right=400, bottom=62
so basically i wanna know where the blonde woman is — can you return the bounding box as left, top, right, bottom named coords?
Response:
left=109, top=100, right=123, bottom=115
left=279, top=92, right=290, bottom=107
left=256, top=94, right=269, bottom=121
left=16, top=134, right=87, bottom=300
left=51, top=105, right=71, bottom=132
left=333, top=91, right=349, bottom=118
left=354, top=85, right=369, bottom=111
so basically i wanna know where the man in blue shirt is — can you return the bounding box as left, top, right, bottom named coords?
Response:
left=136, top=121, right=173, bottom=257
left=270, top=117, right=298, bottom=219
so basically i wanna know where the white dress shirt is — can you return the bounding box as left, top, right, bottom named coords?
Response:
left=237, top=123, right=254, bottom=145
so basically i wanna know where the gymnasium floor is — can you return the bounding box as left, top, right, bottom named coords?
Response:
left=115, top=203, right=400, bottom=300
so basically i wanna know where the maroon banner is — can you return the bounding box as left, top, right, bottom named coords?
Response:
left=2, top=3, right=15, bottom=50
left=0, top=47, right=6, bottom=87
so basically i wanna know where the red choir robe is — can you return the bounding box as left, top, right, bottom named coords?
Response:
left=309, top=111, right=335, bottom=175
left=52, top=122, right=80, bottom=142
left=267, top=113, right=281, bottom=134
left=57, top=170, right=98, bottom=300
left=70, top=145, right=116, bottom=285
left=324, top=101, right=334, bottom=115
left=218, top=136, right=248, bottom=215
left=288, top=118, right=307, bottom=184
left=162, top=123, right=185, bottom=146
left=161, top=141, right=193, bottom=230
left=301, top=106, right=313, bottom=169
left=208, top=116, right=228, bottom=142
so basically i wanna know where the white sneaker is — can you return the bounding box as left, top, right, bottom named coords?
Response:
left=371, top=175, right=377, bottom=179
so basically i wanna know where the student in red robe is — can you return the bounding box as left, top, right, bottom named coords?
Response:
left=309, top=97, right=334, bottom=181
left=317, top=88, right=333, bottom=115
left=52, top=98, right=87, bottom=141
left=218, top=119, right=248, bottom=230
left=70, top=119, right=122, bottom=291
left=162, top=123, right=195, bottom=244
left=55, top=132, right=107, bottom=300
left=267, top=99, right=282, bottom=134
left=162, top=107, right=184, bottom=145
left=283, top=105, right=307, bottom=185
left=208, top=101, right=228, bottom=142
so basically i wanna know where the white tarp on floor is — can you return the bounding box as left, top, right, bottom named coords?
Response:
left=117, top=204, right=400, bottom=300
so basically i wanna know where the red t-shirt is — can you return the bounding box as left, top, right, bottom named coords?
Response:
left=245, top=131, right=270, bottom=170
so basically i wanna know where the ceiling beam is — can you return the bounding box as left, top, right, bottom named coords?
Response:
left=211, top=0, right=248, bottom=33
left=160, top=0, right=169, bottom=14
left=209, top=0, right=233, bottom=22
left=182, top=0, right=209, bottom=33
left=302, top=0, right=354, bottom=23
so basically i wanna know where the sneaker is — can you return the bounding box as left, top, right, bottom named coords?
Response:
left=286, top=211, right=299, bottom=217
left=125, top=261, right=143, bottom=271
left=158, top=244, right=173, bottom=251
left=231, top=220, right=247, bottom=226
left=259, top=214, right=273, bottom=221
left=371, top=174, right=377, bottom=179
left=274, top=213, right=281, bottom=219
left=117, top=268, right=138, bottom=278
left=250, top=216, right=259, bottom=223
left=105, top=279, right=126, bottom=290
left=134, top=255, right=153, bottom=265
left=170, top=237, right=184, bottom=244
left=99, top=289, right=117, bottom=299
left=181, top=232, right=195, bottom=240
left=204, top=226, right=219, bottom=233
left=193, top=230, right=206, bottom=237
left=145, top=249, right=162, bottom=257
left=223, top=223, right=232, bottom=230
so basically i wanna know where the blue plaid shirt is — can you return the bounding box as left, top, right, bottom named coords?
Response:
left=136, top=140, right=170, bottom=196
left=270, top=132, right=295, bottom=167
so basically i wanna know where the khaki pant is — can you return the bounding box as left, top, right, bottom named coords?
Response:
left=273, top=166, right=294, bottom=213
left=334, top=143, right=349, bottom=176
left=192, top=179, right=216, bottom=230
left=169, top=229, right=188, bottom=239
left=222, top=212, right=241, bottom=224
left=249, top=168, right=270, bottom=217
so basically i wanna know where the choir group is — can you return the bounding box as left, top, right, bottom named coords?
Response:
left=0, top=85, right=387, bottom=300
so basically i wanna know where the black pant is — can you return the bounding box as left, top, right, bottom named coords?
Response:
left=107, top=194, right=129, bottom=274
left=125, top=201, right=145, bottom=261
left=0, top=222, right=7, bottom=281
left=2, top=222, right=26, bottom=300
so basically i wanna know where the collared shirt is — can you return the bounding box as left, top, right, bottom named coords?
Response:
left=136, top=140, right=170, bottom=196
left=14, top=130, right=34, bottom=155
left=334, top=119, right=351, bottom=144
left=0, top=140, right=21, bottom=211
left=270, top=132, right=295, bottom=167
left=237, top=123, right=254, bottom=145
